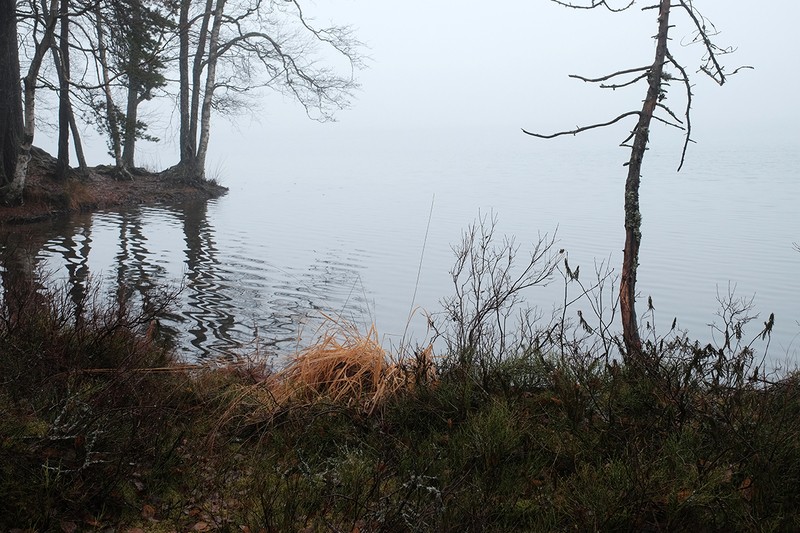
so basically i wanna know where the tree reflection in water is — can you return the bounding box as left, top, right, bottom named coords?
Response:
left=0, top=199, right=371, bottom=362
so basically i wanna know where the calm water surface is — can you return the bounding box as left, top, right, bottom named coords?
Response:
left=2, top=130, right=798, bottom=364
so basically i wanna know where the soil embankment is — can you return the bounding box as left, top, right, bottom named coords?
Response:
left=0, top=147, right=228, bottom=225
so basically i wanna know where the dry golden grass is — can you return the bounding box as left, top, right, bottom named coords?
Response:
left=207, top=320, right=439, bottom=443
left=218, top=320, right=436, bottom=429
left=274, top=322, right=406, bottom=413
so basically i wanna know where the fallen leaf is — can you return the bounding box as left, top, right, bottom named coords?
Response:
left=193, top=522, right=210, bottom=531
left=60, top=521, right=78, bottom=533
left=83, top=516, right=102, bottom=527
left=141, top=504, right=156, bottom=520
left=740, top=477, right=755, bottom=502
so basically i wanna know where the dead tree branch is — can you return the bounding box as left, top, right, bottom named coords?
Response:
left=521, top=111, right=640, bottom=139
left=569, top=65, right=650, bottom=83
left=666, top=51, right=693, bottom=170
left=550, top=0, right=635, bottom=12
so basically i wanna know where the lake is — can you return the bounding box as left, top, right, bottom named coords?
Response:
left=2, top=128, right=798, bottom=367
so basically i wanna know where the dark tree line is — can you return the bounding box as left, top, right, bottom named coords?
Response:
left=0, top=0, right=363, bottom=203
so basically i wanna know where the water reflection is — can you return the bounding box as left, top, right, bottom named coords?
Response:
left=0, top=199, right=371, bottom=361
left=178, top=199, right=240, bottom=357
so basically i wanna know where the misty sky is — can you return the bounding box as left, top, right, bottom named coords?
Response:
left=27, top=1, right=800, bottom=354
left=37, top=1, right=800, bottom=167
left=236, top=1, right=800, bottom=142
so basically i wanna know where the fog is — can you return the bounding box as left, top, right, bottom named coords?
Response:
left=36, top=1, right=800, bottom=170
left=24, top=1, right=800, bottom=358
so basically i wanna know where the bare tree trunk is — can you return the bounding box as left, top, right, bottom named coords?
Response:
left=121, top=0, right=143, bottom=169
left=0, top=0, right=22, bottom=196
left=121, top=77, right=140, bottom=168
left=189, top=0, right=213, bottom=152
left=195, top=0, right=227, bottom=178
left=67, top=97, right=87, bottom=174
left=178, top=0, right=193, bottom=167
left=44, top=0, right=87, bottom=176
left=620, top=0, right=672, bottom=358
left=94, top=3, right=124, bottom=170
left=54, top=0, right=71, bottom=181
left=7, top=0, right=59, bottom=204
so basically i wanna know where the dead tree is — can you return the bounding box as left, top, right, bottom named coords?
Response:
left=523, top=0, right=750, bottom=359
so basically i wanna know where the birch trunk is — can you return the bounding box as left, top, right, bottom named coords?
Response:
left=189, top=0, right=213, bottom=151
left=46, top=4, right=87, bottom=175
left=7, top=0, right=59, bottom=204
left=195, top=0, right=227, bottom=178
left=178, top=0, right=192, bottom=164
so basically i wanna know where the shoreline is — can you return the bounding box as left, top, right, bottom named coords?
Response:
left=0, top=147, right=228, bottom=225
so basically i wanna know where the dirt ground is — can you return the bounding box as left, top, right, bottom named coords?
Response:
left=0, top=147, right=228, bottom=225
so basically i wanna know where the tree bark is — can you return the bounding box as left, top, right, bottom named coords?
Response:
left=179, top=0, right=193, bottom=166
left=5, top=0, right=59, bottom=204
left=54, top=0, right=71, bottom=181
left=620, top=0, right=671, bottom=358
left=121, top=72, right=140, bottom=168
left=94, top=3, right=124, bottom=170
left=189, top=0, right=213, bottom=152
left=45, top=2, right=87, bottom=176
left=121, top=0, right=143, bottom=169
left=68, top=104, right=87, bottom=174
left=195, top=0, right=227, bottom=178
left=0, top=0, right=22, bottom=194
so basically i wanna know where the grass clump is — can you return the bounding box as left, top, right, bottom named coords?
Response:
left=272, top=322, right=409, bottom=413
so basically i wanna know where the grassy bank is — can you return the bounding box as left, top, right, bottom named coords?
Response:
left=2, top=274, right=799, bottom=532
left=3, top=213, right=800, bottom=532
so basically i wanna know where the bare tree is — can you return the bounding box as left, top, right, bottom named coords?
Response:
left=170, top=0, right=363, bottom=182
left=523, top=0, right=750, bottom=358
left=0, top=0, right=59, bottom=204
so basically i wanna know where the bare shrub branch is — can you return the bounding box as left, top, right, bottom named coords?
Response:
left=432, top=214, right=561, bottom=386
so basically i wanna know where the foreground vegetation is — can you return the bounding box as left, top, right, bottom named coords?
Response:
left=2, top=242, right=799, bottom=531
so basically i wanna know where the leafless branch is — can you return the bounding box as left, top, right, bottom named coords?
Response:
left=600, top=72, right=649, bottom=89
left=522, top=111, right=640, bottom=139
left=655, top=102, right=683, bottom=125
left=665, top=51, right=694, bottom=171
left=651, top=113, right=684, bottom=130
left=550, top=0, right=635, bottom=12
left=675, top=0, right=753, bottom=86
left=569, top=65, right=650, bottom=83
